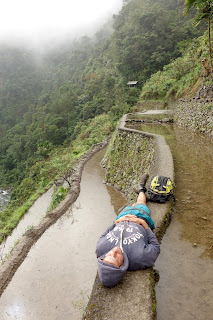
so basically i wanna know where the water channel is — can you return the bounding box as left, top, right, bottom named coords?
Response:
left=0, top=149, right=126, bottom=320
left=0, top=188, right=53, bottom=261
left=127, top=123, right=213, bottom=320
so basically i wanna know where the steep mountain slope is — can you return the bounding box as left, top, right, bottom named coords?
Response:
left=140, top=33, right=210, bottom=101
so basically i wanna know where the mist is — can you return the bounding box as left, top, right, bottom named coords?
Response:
left=0, top=0, right=123, bottom=50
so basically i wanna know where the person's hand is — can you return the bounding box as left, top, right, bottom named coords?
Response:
left=126, top=215, right=149, bottom=229
left=115, top=214, right=149, bottom=229
left=114, top=216, right=129, bottom=224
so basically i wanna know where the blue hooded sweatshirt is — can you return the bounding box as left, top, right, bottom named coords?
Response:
left=96, top=221, right=160, bottom=287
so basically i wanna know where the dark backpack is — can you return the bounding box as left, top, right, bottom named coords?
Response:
left=148, top=176, right=174, bottom=203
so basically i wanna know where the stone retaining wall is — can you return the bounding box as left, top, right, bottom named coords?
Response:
left=177, top=99, right=213, bottom=136
left=103, top=130, right=154, bottom=203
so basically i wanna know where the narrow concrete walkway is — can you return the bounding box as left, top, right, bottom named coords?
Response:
left=83, top=111, right=174, bottom=320
left=138, top=110, right=174, bottom=115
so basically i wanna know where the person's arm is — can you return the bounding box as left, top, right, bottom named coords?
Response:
left=142, top=228, right=160, bottom=267
left=123, top=215, right=160, bottom=265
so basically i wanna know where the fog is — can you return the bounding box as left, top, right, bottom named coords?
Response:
left=0, top=0, right=123, bottom=49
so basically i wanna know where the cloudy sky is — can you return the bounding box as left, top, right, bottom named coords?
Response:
left=0, top=0, right=123, bottom=46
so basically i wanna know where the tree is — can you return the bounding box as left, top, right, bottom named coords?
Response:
left=185, top=0, right=213, bottom=81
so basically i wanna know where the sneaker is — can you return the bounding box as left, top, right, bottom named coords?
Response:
left=133, top=173, right=149, bottom=194
left=133, top=184, right=147, bottom=194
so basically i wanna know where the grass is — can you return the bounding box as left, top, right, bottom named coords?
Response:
left=139, top=33, right=211, bottom=102
left=47, top=186, right=69, bottom=212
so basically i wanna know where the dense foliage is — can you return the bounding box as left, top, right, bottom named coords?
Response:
left=111, top=0, right=204, bottom=82
left=185, top=0, right=213, bottom=81
left=140, top=32, right=211, bottom=100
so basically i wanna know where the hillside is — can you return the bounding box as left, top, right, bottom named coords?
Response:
left=139, top=32, right=211, bottom=102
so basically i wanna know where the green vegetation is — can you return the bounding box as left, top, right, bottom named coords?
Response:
left=150, top=269, right=158, bottom=320
left=112, top=0, right=203, bottom=83
left=140, top=33, right=212, bottom=101
left=185, top=0, right=213, bottom=81
left=47, top=187, right=69, bottom=213
left=139, top=1, right=213, bottom=103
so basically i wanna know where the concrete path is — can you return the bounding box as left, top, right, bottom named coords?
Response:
left=138, top=110, right=174, bottom=115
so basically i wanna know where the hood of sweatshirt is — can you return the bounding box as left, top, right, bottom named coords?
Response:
left=97, top=251, right=129, bottom=287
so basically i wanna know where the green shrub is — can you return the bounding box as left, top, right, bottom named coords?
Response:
left=47, top=186, right=69, bottom=212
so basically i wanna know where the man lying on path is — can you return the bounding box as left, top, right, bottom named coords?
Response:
left=96, top=174, right=160, bottom=287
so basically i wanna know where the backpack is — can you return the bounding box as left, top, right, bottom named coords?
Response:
left=148, top=176, right=174, bottom=203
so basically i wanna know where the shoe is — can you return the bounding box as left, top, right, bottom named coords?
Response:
left=133, top=173, right=149, bottom=194
left=133, top=184, right=147, bottom=194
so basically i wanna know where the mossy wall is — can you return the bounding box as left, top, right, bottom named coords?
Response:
left=103, top=130, right=154, bottom=203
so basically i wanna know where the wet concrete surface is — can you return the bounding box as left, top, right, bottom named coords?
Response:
left=0, top=188, right=53, bottom=261
left=0, top=149, right=126, bottom=320
left=128, top=122, right=213, bottom=320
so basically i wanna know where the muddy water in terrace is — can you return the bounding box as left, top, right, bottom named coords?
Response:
left=0, top=149, right=126, bottom=320
left=127, top=123, right=213, bottom=320
left=0, top=189, right=10, bottom=212
left=0, top=188, right=53, bottom=261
